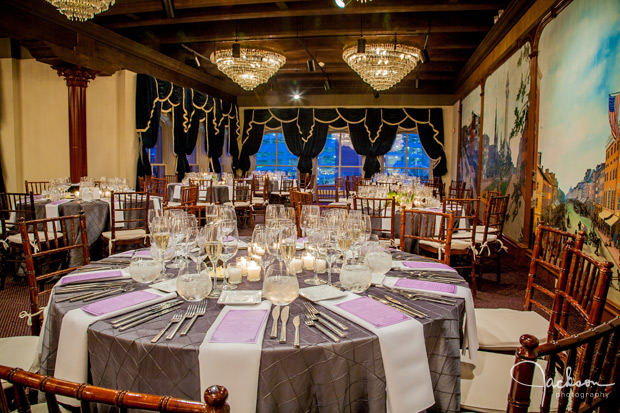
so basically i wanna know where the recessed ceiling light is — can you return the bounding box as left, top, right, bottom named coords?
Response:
left=318, top=61, right=325, bottom=67
left=335, top=0, right=346, bottom=8
left=293, top=93, right=301, bottom=100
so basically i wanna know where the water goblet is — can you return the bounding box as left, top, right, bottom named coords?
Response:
left=177, top=259, right=212, bottom=301
left=262, top=261, right=299, bottom=306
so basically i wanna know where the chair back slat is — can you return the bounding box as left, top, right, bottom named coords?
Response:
left=149, top=178, right=168, bottom=198
left=0, top=365, right=230, bottom=412
left=0, top=192, right=36, bottom=236
left=508, top=316, right=620, bottom=413
left=298, top=173, right=315, bottom=190
left=232, top=179, right=252, bottom=204
left=315, top=185, right=339, bottom=204
left=165, top=174, right=179, bottom=183
left=18, top=213, right=90, bottom=335
left=189, top=179, right=213, bottom=204
left=181, top=185, right=199, bottom=206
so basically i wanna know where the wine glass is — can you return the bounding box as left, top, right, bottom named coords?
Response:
left=219, top=222, right=239, bottom=291
left=299, top=205, right=320, bottom=237
left=251, top=224, right=275, bottom=279
left=177, top=259, right=212, bottom=301
left=319, top=230, right=341, bottom=286
left=266, top=204, right=284, bottom=226
left=203, top=204, right=220, bottom=227
left=262, top=261, right=299, bottom=306
left=278, top=223, right=297, bottom=274
left=150, top=216, right=170, bottom=281
left=304, top=227, right=325, bottom=285
left=340, top=260, right=372, bottom=293
left=218, top=205, right=237, bottom=222
left=167, top=213, right=188, bottom=269
left=204, top=224, right=223, bottom=298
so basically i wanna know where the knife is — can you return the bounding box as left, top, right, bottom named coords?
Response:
left=118, top=307, right=176, bottom=331
left=279, top=306, right=289, bottom=343
left=111, top=299, right=181, bottom=325
left=270, top=306, right=281, bottom=338
left=292, top=316, right=300, bottom=348
left=384, top=295, right=429, bottom=316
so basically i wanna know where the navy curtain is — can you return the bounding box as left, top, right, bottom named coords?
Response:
left=236, top=107, right=447, bottom=178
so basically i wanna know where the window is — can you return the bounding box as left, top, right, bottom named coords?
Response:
left=383, top=132, right=431, bottom=178
left=317, top=132, right=362, bottom=185
left=255, top=132, right=297, bottom=176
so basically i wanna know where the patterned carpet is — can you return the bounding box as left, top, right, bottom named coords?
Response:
left=0, top=251, right=531, bottom=338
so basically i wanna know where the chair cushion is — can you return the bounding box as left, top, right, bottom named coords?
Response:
left=461, top=351, right=558, bottom=412
left=0, top=336, right=39, bottom=390
left=225, top=201, right=251, bottom=208
left=420, top=239, right=471, bottom=251
left=18, top=403, right=72, bottom=413
left=452, top=230, right=498, bottom=243
left=101, top=229, right=147, bottom=241
left=476, top=308, right=550, bottom=351
left=7, top=231, right=64, bottom=245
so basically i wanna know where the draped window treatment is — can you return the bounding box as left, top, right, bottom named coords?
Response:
left=135, top=74, right=239, bottom=182
left=237, top=107, right=447, bottom=178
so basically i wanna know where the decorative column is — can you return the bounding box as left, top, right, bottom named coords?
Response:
left=54, top=66, right=97, bottom=183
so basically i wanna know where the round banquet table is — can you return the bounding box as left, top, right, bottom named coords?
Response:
left=167, top=183, right=231, bottom=204
left=40, top=249, right=468, bottom=413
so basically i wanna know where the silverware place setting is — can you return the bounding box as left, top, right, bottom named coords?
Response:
left=166, top=305, right=198, bottom=340
left=377, top=285, right=457, bottom=305
left=303, top=315, right=340, bottom=343
left=180, top=300, right=207, bottom=336
left=367, top=294, right=428, bottom=318
left=151, top=310, right=184, bottom=342
left=279, top=305, right=290, bottom=344
left=270, top=306, right=281, bottom=339
left=111, top=299, right=183, bottom=329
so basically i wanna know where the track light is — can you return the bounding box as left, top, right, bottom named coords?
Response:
left=307, top=59, right=316, bottom=72
left=324, top=79, right=331, bottom=91
left=232, top=42, right=241, bottom=58
left=415, top=78, right=419, bottom=89
left=335, top=0, right=346, bottom=8
left=357, top=38, right=366, bottom=54
left=194, top=54, right=200, bottom=67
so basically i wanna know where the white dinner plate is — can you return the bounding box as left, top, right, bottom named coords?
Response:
left=299, top=285, right=347, bottom=302
left=217, top=290, right=262, bottom=305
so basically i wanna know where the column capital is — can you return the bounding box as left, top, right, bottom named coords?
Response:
left=53, top=65, right=98, bottom=87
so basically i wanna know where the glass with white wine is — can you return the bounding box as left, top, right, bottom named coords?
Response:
left=262, top=261, right=299, bottom=306
left=150, top=216, right=170, bottom=280
left=204, top=225, right=224, bottom=298
left=278, top=224, right=297, bottom=274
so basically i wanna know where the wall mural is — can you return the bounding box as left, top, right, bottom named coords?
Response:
left=458, top=86, right=481, bottom=196
left=480, top=43, right=530, bottom=243
left=536, top=0, right=620, bottom=300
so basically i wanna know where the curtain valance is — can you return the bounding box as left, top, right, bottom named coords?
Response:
left=135, top=74, right=239, bottom=182
left=236, top=107, right=446, bottom=177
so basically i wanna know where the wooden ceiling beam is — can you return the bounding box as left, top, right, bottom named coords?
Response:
left=99, top=0, right=312, bottom=16
left=100, top=1, right=504, bottom=29
left=0, top=0, right=238, bottom=102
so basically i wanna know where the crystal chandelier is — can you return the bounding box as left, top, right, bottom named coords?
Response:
left=46, top=0, right=115, bottom=22
left=342, top=40, right=422, bottom=91
left=210, top=46, right=286, bottom=91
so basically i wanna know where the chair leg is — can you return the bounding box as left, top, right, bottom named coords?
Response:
left=470, top=257, right=478, bottom=295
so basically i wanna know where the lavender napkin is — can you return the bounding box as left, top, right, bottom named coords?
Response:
left=208, top=309, right=270, bottom=344
left=60, top=270, right=124, bottom=285
left=81, top=290, right=160, bottom=316
left=337, top=296, right=409, bottom=328
left=394, top=278, right=457, bottom=294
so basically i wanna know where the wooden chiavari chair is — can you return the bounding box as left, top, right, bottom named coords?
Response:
left=226, top=179, right=253, bottom=227
left=292, top=190, right=313, bottom=237
left=507, top=316, right=620, bottom=413
left=462, top=244, right=614, bottom=413
left=19, top=213, right=90, bottom=335
left=345, top=176, right=358, bottom=199
left=0, top=364, right=229, bottom=413
left=0, top=192, right=36, bottom=289
left=164, top=204, right=207, bottom=227
left=335, top=177, right=346, bottom=200
left=476, top=225, right=585, bottom=351
left=189, top=179, right=214, bottom=204
left=24, top=181, right=49, bottom=195
left=353, top=197, right=396, bottom=246
left=472, top=195, right=509, bottom=286
left=165, top=174, right=179, bottom=183
left=149, top=177, right=168, bottom=199
left=101, top=191, right=150, bottom=255
left=448, top=180, right=467, bottom=198
left=315, top=184, right=339, bottom=205
left=298, top=173, right=315, bottom=190
left=181, top=185, right=199, bottom=206
left=399, top=210, right=455, bottom=265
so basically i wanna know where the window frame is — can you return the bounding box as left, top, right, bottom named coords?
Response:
left=382, top=130, right=432, bottom=178
left=254, top=130, right=297, bottom=174
left=317, top=131, right=362, bottom=184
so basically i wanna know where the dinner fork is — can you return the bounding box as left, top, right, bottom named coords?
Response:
left=166, top=304, right=197, bottom=340
left=303, top=302, right=348, bottom=331
left=303, top=315, right=340, bottom=343
left=151, top=311, right=183, bottom=343
left=304, top=312, right=346, bottom=337
left=180, top=300, right=207, bottom=336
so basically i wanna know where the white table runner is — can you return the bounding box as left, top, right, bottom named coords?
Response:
left=198, top=300, right=271, bottom=413
left=44, top=199, right=71, bottom=231
left=319, top=292, right=435, bottom=413
left=383, top=276, right=478, bottom=360
left=54, top=288, right=176, bottom=406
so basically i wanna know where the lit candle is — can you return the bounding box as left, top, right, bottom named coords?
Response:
left=254, top=246, right=265, bottom=256
left=227, top=265, right=243, bottom=284
left=315, top=259, right=327, bottom=273
left=290, top=258, right=303, bottom=274
left=236, top=257, right=248, bottom=276
left=247, top=262, right=261, bottom=281
left=303, top=253, right=315, bottom=270
left=75, top=191, right=80, bottom=199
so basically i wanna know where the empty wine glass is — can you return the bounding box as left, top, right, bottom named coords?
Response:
left=128, top=251, right=160, bottom=283
left=204, top=204, right=220, bottom=226
left=177, top=259, right=212, bottom=301
left=299, top=205, right=320, bottom=237
left=251, top=224, right=275, bottom=280
left=219, top=222, right=239, bottom=291
left=319, top=232, right=341, bottom=286
left=304, top=229, right=325, bottom=286
left=262, top=261, right=299, bottom=306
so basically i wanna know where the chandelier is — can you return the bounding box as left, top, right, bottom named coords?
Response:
left=210, top=46, right=286, bottom=91
left=342, top=40, right=422, bottom=91
left=45, top=0, right=115, bottom=22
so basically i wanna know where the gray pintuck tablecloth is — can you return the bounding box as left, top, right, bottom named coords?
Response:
left=167, top=183, right=231, bottom=204
left=40, top=250, right=466, bottom=412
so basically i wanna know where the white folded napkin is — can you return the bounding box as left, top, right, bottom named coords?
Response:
left=54, top=288, right=176, bottom=406
left=383, top=276, right=478, bottom=360
left=45, top=199, right=71, bottom=231
left=198, top=301, right=271, bottom=413
left=172, top=184, right=182, bottom=200
left=319, top=292, right=434, bottom=413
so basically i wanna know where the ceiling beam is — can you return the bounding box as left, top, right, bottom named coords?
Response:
left=0, top=0, right=238, bottom=102
left=100, top=1, right=505, bottom=29
left=99, top=0, right=312, bottom=16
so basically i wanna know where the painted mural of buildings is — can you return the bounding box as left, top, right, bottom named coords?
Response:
left=533, top=152, right=560, bottom=228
